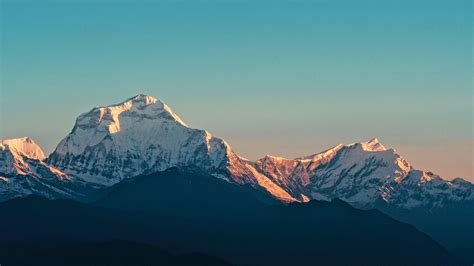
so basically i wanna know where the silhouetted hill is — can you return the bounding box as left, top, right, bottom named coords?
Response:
left=0, top=240, right=231, bottom=266
left=0, top=169, right=465, bottom=266
left=96, top=168, right=279, bottom=217
left=377, top=200, right=474, bottom=264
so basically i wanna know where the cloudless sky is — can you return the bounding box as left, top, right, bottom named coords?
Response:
left=1, top=0, right=472, bottom=181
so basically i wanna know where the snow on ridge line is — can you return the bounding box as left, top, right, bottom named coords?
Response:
left=51, top=94, right=191, bottom=157
left=46, top=94, right=238, bottom=186
left=260, top=138, right=388, bottom=163
left=76, top=94, right=188, bottom=130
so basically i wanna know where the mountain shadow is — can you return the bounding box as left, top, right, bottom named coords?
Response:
left=0, top=169, right=465, bottom=266
left=0, top=240, right=231, bottom=266
left=376, top=199, right=474, bottom=264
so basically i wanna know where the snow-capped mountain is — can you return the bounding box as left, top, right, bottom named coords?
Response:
left=0, top=137, right=77, bottom=201
left=1, top=94, right=472, bottom=209
left=48, top=94, right=230, bottom=185
left=46, top=94, right=295, bottom=202
left=0, top=137, right=46, bottom=175
left=252, top=138, right=474, bottom=209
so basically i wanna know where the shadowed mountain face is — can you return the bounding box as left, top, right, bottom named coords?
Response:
left=95, top=168, right=280, bottom=217
left=0, top=169, right=464, bottom=266
left=97, top=168, right=474, bottom=264
left=377, top=200, right=474, bottom=265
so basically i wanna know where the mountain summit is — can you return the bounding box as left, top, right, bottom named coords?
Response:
left=1, top=137, right=46, bottom=176
left=1, top=95, right=473, bottom=209
left=45, top=95, right=295, bottom=201
left=0, top=137, right=75, bottom=201
left=1, top=137, right=45, bottom=161
left=359, top=138, right=387, bottom=151
left=48, top=94, right=229, bottom=185
left=253, top=139, right=473, bottom=208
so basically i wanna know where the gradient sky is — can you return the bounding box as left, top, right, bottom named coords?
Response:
left=1, top=0, right=472, bottom=181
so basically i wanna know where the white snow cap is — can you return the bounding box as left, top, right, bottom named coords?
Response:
left=86, top=94, right=188, bottom=132
left=358, top=138, right=387, bottom=152
left=127, top=94, right=158, bottom=105
left=48, top=94, right=235, bottom=185
left=0, top=137, right=46, bottom=160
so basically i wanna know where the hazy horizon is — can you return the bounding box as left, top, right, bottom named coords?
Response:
left=1, top=0, right=472, bottom=181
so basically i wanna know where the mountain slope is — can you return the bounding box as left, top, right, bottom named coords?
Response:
left=377, top=199, right=474, bottom=264
left=48, top=94, right=229, bottom=184
left=252, top=138, right=473, bottom=209
left=0, top=137, right=78, bottom=201
left=1, top=137, right=47, bottom=175
left=96, top=168, right=280, bottom=217
left=47, top=94, right=295, bottom=202
left=0, top=137, right=110, bottom=202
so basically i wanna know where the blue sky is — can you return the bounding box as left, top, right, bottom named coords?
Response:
left=1, top=0, right=472, bottom=180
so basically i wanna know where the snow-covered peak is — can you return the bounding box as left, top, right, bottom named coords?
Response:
left=46, top=95, right=297, bottom=202
left=48, top=95, right=238, bottom=185
left=56, top=94, right=190, bottom=157
left=83, top=94, right=188, bottom=133
left=296, top=140, right=473, bottom=209
left=0, top=137, right=45, bottom=161
left=296, top=144, right=345, bottom=162
left=355, top=138, right=387, bottom=152
left=0, top=136, right=70, bottom=181
left=263, top=155, right=293, bottom=162
left=252, top=137, right=472, bottom=208
left=0, top=137, right=80, bottom=202
left=261, top=139, right=387, bottom=164
left=127, top=94, right=159, bottom=105
left=114, top=94, right=184, bottom=125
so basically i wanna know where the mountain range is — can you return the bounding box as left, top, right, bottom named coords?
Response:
left=1, top=94, right=473, bottom=265
left=1, top=94, right=472, bottom=208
